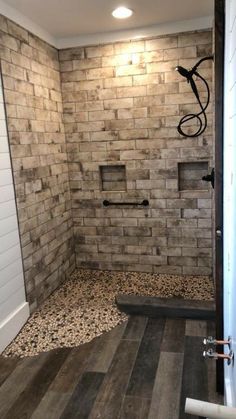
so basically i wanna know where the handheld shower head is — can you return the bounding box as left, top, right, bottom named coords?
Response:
left=175, top=56, right=214, bottom=81
left=176, top=55, right=214, bottom=137
left=175, top=65, right=190, bottom=79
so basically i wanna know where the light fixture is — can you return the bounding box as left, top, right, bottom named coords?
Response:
left=112, top=6, right=133, bottom=19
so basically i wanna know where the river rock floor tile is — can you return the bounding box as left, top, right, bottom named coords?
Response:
left=3, top=269, right=214, bottom=358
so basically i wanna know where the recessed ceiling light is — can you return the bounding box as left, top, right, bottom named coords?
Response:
left=112, top=6, right=133, bottom=19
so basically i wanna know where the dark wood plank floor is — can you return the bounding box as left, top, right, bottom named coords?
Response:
left=0, top=316, right=222, bottom=419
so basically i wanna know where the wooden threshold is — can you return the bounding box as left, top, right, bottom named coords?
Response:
left=116, top=295, right=215, bottom=320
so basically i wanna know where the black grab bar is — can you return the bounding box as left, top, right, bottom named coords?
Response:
left=103, top=199, right=149, bottom=207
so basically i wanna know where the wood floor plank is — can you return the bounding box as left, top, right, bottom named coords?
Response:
left=60, top=372, right=104, bottom=419
left=119, top=395, right=142, bottom=418
left=88, top=322, right=127, bottom=373
left=205, top=321, right=223, bottom=404
left=148, top=352, right=184, bottom=419
left=31, top=341, right=95, bottom=419
left=4, top=348, right=70, bottom=419
left=0, top=316, right=218, bottom=419
left=207, top=354, right=223, bottom=405
left=89, top=339, right=140, bottom=419
left=205, top=320, right=223, bottom=404
left=179, top=336, right=208, bottom=419
left=32, top=392, right=71, bottom=419
left=49, top=341, right=94, bottom=393
left=0, top=353, right=49, bottom=418
left=140, top=397, right=152, bottom=419
left=119, top=396, right=151, bottom=419
left=126, top=318, right=165, bottom=399
left=161, top=318, right=185, bottom=353
left=0, top=356, right=19, bottom=387
left=185, top=320, right=207, bottom=337
left=122, top=316, right=148, bottom=341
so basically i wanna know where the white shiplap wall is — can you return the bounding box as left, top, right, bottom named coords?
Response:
left=0, top=71, right=29, bottom=353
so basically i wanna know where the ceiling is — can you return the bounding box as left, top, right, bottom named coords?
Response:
left=0, top=0, right=214, bottom=47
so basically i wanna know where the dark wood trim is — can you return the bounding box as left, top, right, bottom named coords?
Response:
left=116, top=295, right=215, bottom=320
left=214, top=0, right=225, bottom=395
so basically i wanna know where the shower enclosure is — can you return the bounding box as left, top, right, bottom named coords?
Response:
left=0, top=16, right=215, bottom=355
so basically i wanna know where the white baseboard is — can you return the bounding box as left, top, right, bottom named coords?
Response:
left=0, top=302, right=30, bottom=354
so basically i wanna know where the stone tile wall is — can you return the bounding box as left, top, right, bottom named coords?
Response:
left=0, top=14, right=214, bottom=309
left=0, top=15, right=75, bottom=311
left=59, top=30, right=213, bottom=275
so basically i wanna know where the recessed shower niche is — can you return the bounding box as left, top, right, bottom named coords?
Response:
left=100, top=165, right=127, bottom=191
left=178, top=162, right=209, bottom=191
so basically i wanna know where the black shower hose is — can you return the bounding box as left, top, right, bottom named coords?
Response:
left=177, top=71, right=210, bottom=137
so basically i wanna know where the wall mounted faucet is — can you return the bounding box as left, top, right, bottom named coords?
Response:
left=203, top=336, right=231, bottom=348
left=203, top=336, right=234, bottom=365
left=203, top=348, right=234, bottom=365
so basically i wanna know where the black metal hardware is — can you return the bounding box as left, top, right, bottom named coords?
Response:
left=176, top=55, right=214, bottom=137
left=202, top=168, right=215, bottom=189
left=103, top=199, right=149, bottom=207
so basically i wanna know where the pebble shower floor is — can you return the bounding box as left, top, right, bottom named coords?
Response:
left=3, top=269, right=214, bottom=358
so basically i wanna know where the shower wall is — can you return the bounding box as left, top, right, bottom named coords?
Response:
left=60, top=30, right=213, bottom=275
left=0, top=15, right=75, bottom=311
left=0, top=14, right=214, bottom=313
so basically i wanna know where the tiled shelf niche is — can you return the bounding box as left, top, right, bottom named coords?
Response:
left=178, top=161, right=209, bottom=191
left=100, top=165, right=127, bottom=191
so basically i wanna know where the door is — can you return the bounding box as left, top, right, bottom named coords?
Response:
left=223, top=0, right=236, bottom=406
left=0, top=68, right=29, bottom=353
left=214, top=0, right=224, bottom=395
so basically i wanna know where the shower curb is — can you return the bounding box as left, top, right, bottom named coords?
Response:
left=116, top=295, right=215, bottom=320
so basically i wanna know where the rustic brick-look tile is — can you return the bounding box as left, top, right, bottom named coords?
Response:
left=0, top=13, right=214, bottom=314
left=0, top=15, right=75, bottom=311
left=59, top=29, right=213, bottom=276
